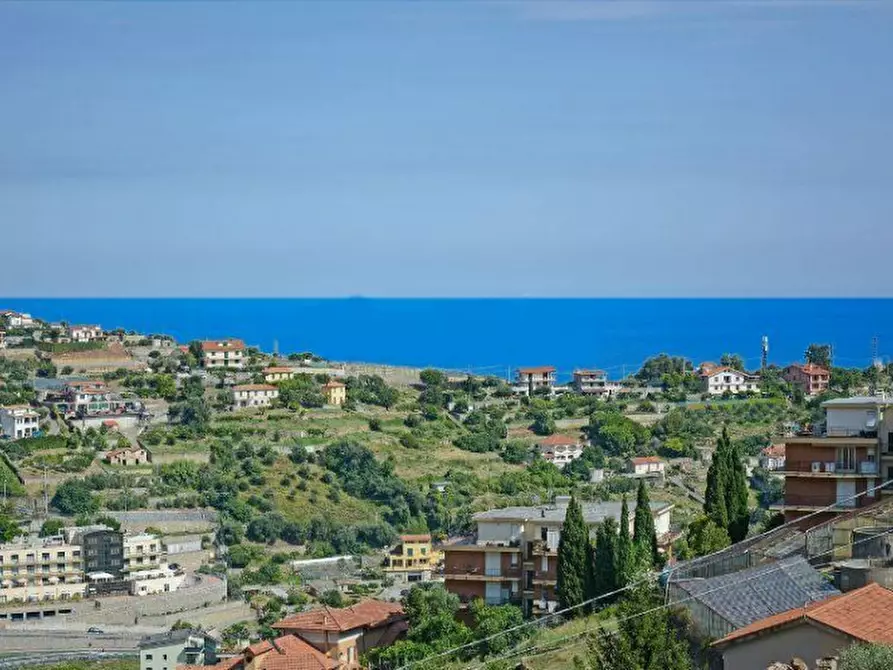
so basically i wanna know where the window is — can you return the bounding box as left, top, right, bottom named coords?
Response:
left=406, top=548, right=413, bottom=557
left=145, top=654, right=153, bottom=660
left=163, top=654, right=168, bottom=660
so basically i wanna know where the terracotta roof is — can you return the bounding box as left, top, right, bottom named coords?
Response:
left=538, top=434, right=580, bottom=446
left=713, top=583, right=893, bottom=647
left=700, top=366, right=739, bottom=377
left=273, top=600, right=404, bottom=633
left=631, top=456, right=663, bottom=465
left=264, top=367, right=294, bottom=374
left=244, top=635, right=337, bottom=670
left=322, top=380, right=345, bottom=389
left=201, top=339, right=245, bottom=352
left=233, top=384, right=278, bottom=392
left=518, top=366, right=556, bottom=375
left=102, top=419, right=119, bottom=427
left=106, top=446, right=144, bottom=458
left=762, top=444, right=786, bottom=458
left=179, top=660, right=244, bottom=670
left=399, top=534, right=431, bottom=543
left=787, top=362, right=829, bottom=376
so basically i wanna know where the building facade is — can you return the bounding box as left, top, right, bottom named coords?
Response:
left=774, top=397, right=892, bottom=526
left=123, top=533, right=164, bottom=576
left=0, top=536, right=86, bottom=604
left=105, top=446, right=150, bottom=466
left=232, top=384, right=279, bottom=409
left=536, top=435, right=584, bottom=468
left=322, top=380, right=347, bottom=406
left=263, top=366, right=296, bottom=383
left=200, top=339, right=246, bottom=369
left=139, top=629, right=218, bottom=670
left=68, top=325, right=103, bottom=343
left=784, top=363, right=831, bottom=397
left=628, top=456, right=666, bottom=476
left=760, top=444, right=786, bottom=471
left=514, top=367, right=556, bottom=396
left=0, top=405, right=39, bottom=439
left=383, top=534, right=440, bottom=583
left=700, top=367, right=761, bottom=395
left=443, top=498, right=673, bottom=617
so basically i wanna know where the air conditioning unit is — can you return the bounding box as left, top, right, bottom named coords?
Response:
left=811, top=462, right=822, bottom=473
left=826, top=462, right=836, bottom=473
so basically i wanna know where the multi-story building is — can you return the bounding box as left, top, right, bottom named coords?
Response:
left=536, top=434, right=584, bottom=469
left=138, top=629, right=219, bottom=670
left=263, top=366, right=297, bottom=383
left=0, top=405, right=40, bottom=439
left=773, top=396, right=893, bottom=527
left=123, top=533, right=165, bottom=576
left=0, top=536, right=85, bottom=604
left=784, top=363, right=831, bottom=397
left=760, top=444, right=786, bottom=471
left=1, top=311, right=34, bottom=328
left=443, top=498, right=674, bottom=617
left=232, top=384, right=279, bottom=409
left=68, top=324, right=103, bottom=343
left=572, top=370, right=620, bottom=396
left=323, top=380, right=347, bottom=406
left=200, top=339, right=246, bottom=369
left=65, top=526, right=124, bottom=577
left=514, top=367, right=556, bottom=396
left=383, top=534, right=441, bottom=583
left=700, top=367, right=761, bottom=396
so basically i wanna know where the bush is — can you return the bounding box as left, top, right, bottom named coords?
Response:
left=368, top=418, right=382, bottom=432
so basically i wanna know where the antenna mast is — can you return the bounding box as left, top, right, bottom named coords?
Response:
left=761, top=335, right=769, bottom=371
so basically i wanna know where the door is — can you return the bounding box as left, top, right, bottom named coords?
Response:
left=836, top=480, right=857, bottom=508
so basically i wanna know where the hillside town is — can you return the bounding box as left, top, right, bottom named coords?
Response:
left=2, top=308, right=893, bottom=670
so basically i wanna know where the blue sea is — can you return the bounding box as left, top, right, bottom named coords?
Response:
left=2, top=299, right=891, bottom=379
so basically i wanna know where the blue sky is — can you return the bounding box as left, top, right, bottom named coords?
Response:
left=1, top=1, right=891, bottom=297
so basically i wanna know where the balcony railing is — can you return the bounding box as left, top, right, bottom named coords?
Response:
left=784, top=461, right=878, bottom=475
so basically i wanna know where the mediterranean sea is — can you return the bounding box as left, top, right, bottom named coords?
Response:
left=2, top=299, right=891, bottom=380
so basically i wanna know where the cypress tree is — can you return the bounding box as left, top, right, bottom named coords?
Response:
left=704, top=431, right=730, bottom=529
left=593, top=517, right=619, bottom=599
left=726, top=439, right=751, bottom=543
left=633, top=478, right=659, bottom=568
left=616, top=495, right=633, bottom=588
left=556, top=495, right=592, bottom=615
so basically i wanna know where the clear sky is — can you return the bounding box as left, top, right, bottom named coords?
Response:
left=2, top=1, right=891, bottom=297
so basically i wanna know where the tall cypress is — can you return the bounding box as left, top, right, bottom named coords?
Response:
left=726, top=439, right=751, bottom=543
left=633, top=479, right=659, bottom=568
left=616, top=495, right=633, bottom=587
left=593, top=517, right=619, bottom=599
left=556, top=495, right=592, bottom=615
left=704, top=431, right=729, bottom=529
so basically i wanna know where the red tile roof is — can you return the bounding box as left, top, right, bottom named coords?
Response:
left=322, top=380, right=345, bottom=389
left=201, top=339, right=245, bottom=352
left=233, top=384, right=278, bottom=392
left=762, top=444, right=786, bottom=458
left=243, top=634, right=337, bottom=670
left=539, top=434, right=580, bottom=446
left=630, top=456, right=664, bottom=465
left=787, top=362, right=830, bottom=376
left=273, top=600, right=404, bottom=633
left=700, top=366, right=740, bottom=377
left=400, top=534, right=431, bottom=543
left=518, top=366, right=556, bottom=375
left=102, top=419, right=119, bottom=427
left=178, top=658, right=245, bottom=670
left=713, top=583, right=893, bottom=647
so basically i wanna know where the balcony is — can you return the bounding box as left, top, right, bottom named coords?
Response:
left=444, top=566, right=522, bottom=581
left=531, top=540, right=558, bottom=556
left=782, top=461, right=878, bottom=477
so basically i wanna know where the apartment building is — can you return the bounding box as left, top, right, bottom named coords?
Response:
left=139, top=629, right=219, bottom=670
left=123, top=533, right=165, bottom=575
left=784, top=363, right=831, bottom=397
left=200, top=339, right=245, bottom=369
left=0, top=405, right=40, bottom=439
left=536, top=434, right=584, bottom=468
left=232, top=384, right=279, bottom=409
left=700, top=367, right=761, bottom=395
left=443, top=498, right=673, bottom=617
left=322, top=380, right=347, bottom=406
left=263, top=366, right=296, bottom=383
left=68, top=324, right=103, bottom=343
left=514, top=367, right=557, bottom=396
left=773, top=396, right=893, bottom=527
left=572, top=369, right=620, bottom=396
left=383, top=534, right=441, bottom=583
left=0, top=536, right=86, bottom=604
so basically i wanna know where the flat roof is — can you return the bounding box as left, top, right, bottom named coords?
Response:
left=473, top=500, right=672, bottom=524
left=822, top=396, right=892, bottom=408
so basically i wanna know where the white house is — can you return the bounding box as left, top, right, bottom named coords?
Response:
left=537, top=434, right=584, bottom=468
left=700, top=367, right=760, bottom=395
left=68, top=324, right=103, bottom=343
left=0, top=405, right=40, bottom=439
left=200, top=339, right=245, bottom=369
left=514, top=366, right=557, bottom=396
left=628, top=456, right=666, bottom=476
left=1, top=311, right=34, bottom=328
left=232, top=384, right=279, bottom=409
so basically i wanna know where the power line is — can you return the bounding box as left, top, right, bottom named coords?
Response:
left=464, top=523, right=893, bottom=670
left=398, top=477, right=893, bottom=670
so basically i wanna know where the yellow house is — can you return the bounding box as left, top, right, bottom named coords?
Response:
left=384, top=534, right=441, bottom=583
left=322, top=380, right=347, bottom=406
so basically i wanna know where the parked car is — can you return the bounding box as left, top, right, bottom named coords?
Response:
left=87, top=627, right=104, bottom=634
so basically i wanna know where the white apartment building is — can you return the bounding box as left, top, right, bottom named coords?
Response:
left=123, top=533, right=164, bottom=575
left=701, top=367, right=761, bottom=396
left=537, top=435, right=584, bottom=468
left=0, top=537, right=86, bottom=604
left=200, top=339, right=245, bottom=369
left=232, top=384, right=279, bottom=409
left=514, top=367, right=557, bottom=396
left=68, top=324, right=103, bottom=342
left=1, top=312, right=34, bottom=328
left=0, top=405, right=40, bottom=439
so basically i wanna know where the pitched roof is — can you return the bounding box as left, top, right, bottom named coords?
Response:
left=712, top=583, right=893, bottom=647
left=672, top=556, right=840, bottom=631
left=700, top=366, right=741, bottom=378
left=322, top=380, right=345, bottom=389
left=233, top=384, right=278, bottom=392
left=518, top=366, right=556, bottom=374
left=630, top=456, right=664, bottom=465
left=201, top=339, right=245, bottom=352
left=762, top=444, right=786, bottom=458
left=399, top=534, right=431, bottom=543
left=242, top=635, right=337, bottom=670
left=272, top=600, right=404, bottom=633
left=178, top=659, right=244, bottom=670
left=538, top=434, right=580, bottom=446
left=787, top=362, right=829, bottom=376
